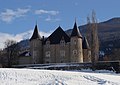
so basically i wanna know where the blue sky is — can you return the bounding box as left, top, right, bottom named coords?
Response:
left=0, top=0, right=120, bottom=48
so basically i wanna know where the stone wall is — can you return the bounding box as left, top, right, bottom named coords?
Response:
left=43, top=42, right=70, bottom=63
left=30, top=39, right=42, bottom=64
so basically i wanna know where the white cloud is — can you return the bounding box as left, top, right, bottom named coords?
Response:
left=0, top=8, right=30, bottom=23
left=39, top=31, right=52, bottom=37
left=35, top=9, right=59, bottom=15
left=0, top=30, right=52, bottom=49
left=45, top=16, right=61, bottom=22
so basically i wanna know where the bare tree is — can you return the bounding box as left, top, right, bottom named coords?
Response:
left=86, top=16, right=91, bottom=48
left=86, top=11, right=99, bottom=70
left=91, top=11, right=99, bottom=63
left=4, top=39, right=19, bottom=67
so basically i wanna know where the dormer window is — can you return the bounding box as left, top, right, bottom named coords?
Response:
left=60, top=40, right=65, bottom=46
left=46, top=39, right=50, bottom=48
left=60, top=36, right=65, bottom=46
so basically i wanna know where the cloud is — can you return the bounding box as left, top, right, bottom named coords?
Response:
left=35, top=9, right=59, bottom=15
left=0, top=30, right=52, bottom=49
left=45, top=16, right=61, bottom=22
left=0, top=8, right=30, bottom=23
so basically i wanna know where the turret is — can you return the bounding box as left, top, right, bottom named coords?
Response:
left=82, top=37, right=91, bottom=62
left=30, top=24, right=43, bottom=64
left=70, top=21, right=83, bottom=62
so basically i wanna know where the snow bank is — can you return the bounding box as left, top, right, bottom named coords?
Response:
left=0, top=68, right=120, bottom=85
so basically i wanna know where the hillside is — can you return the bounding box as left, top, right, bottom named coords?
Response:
left=19, top=18, right=120, bottom=55
left=0, top=68, right=120, bottom=85
left=66, top=17, right=120, bottom=54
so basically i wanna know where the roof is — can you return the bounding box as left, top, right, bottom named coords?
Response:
left=19, top=51, right=31, bottom=57
left=71, top=21, right=82, bottom=38
left=82, top=37, right=89, bottom=49
left=44, top=26, right=70, bottom=44
left=30, top=25, right=41, bottom=41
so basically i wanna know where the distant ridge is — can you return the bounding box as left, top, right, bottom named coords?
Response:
left=18, top=17, right=120, bottom=55
left=66, top=17, right=120, bottom=54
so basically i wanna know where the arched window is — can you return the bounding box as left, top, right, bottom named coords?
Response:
left=73, top=50, right=77, bottom=55
left=60, top=50, right=65, bottom=57
left=46, top=39, right=50, bottom=48
left=72, top=39, right=77, bottom=45
left=45, top=51, right=50, bottom=58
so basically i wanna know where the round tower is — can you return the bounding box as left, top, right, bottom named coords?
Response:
left=70, top=21, right=83, bottom=63
left=29, top=24, right=43, bottom=64
left=82, top=37, right=91, bottom=62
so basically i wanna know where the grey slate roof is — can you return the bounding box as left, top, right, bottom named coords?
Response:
left=30, top=25, right=41, bottom=41
left=44, top=26, right=70, bottom=44
left=82, top=37, right=89, bottom=49
left=71, top=21, right=82, bottom=38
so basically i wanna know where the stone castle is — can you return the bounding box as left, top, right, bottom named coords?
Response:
left=29, top=21, right=91, bottom=64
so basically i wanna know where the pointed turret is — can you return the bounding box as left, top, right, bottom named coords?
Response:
left=71, top=21, right=82, bottom=38
left=29, top=24, right=43, bottom=64
left=70, top=21, right=83, bottom=63
left=82, top=37, right=91, bottom=62
left=30, top=25, right=41, bottom=41
left=82, top=37, right=89, bottom=49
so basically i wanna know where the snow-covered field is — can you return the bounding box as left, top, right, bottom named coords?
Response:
left=0, top=68, right=120, bottom=85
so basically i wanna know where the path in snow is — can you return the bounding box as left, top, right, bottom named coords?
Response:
left=0, top=68, right=119, bottom=85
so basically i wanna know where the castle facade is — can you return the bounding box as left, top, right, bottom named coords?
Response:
left=30, top=21, right=91, bottom=64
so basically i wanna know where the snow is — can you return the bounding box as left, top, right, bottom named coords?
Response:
left=0, top=68, right=120, bottom=85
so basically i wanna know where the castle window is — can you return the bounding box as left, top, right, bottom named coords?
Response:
left=72, top=39, right=77, bottom=45
left=73, top=50, right=77, bottom=55
left=46, top=40, right=50, bottom=48
left=60, top=40, right=65, bottom=46
left=60, top=50, right=65, bottom=57
left=45, top=51, right=50, bottom=58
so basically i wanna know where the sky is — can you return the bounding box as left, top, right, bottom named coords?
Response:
left=0, top=0, right=120, bottom=49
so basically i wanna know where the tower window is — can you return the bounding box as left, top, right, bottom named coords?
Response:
left=72, top=39, right=77, bottom=45
left=73, top=40, right=77, bottom=44
left=45, top=51, right=50, bottom=58
left=73, top=50, right=77, bottom=55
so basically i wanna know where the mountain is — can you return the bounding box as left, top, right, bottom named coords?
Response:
left=66, top=17, right=120, bottom=54
left=18, top=18, right=120, bottom=55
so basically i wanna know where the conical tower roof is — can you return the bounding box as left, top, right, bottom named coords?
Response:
left=30, top=24, right=41, bottom=41
left=71, top=21, right=82, bottom=38
left=82, top=37, right=89, bottom=49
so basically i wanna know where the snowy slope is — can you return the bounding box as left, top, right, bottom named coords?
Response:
left=0, top=68, right=120, bottom=85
